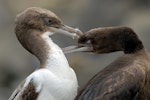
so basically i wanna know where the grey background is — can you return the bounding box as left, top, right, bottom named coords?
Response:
left=0, top=0, right=150, bottom=99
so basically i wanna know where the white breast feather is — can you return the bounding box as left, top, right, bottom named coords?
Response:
left=25, top=31, right=78, bottom=100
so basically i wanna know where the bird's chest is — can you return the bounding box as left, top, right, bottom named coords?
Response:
left=37, top=78, right=77, bottom=100
left=35, top=69, right=78, bottom=100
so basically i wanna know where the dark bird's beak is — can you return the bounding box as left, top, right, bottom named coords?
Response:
left=49, top=24, right=93, bottom=54
left=62, top=36, right=93, bottom=54
left=62, top=45, right=93, bottom=54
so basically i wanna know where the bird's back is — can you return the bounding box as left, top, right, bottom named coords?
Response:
left=76, top=52, right=148, bottom=100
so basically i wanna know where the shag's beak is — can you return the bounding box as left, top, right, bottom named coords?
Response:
left=49, top=24, right=83, bottom=39
left=49, top=24, right=92, bottom=54
left=62, top=43, right=93, bottom=54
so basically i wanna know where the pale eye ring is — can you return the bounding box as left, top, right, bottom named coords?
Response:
left=44, top=17, right=53, bottom=25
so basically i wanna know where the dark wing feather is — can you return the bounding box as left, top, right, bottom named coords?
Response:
left=76, top=65, right=145, bottom=100
left=9, top=79, right=39, bottom=100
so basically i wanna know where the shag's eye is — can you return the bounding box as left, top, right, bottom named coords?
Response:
left=44, top=17, right=53, bottom=25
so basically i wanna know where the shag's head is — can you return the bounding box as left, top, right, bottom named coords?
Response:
left=15, top=7, right=82, bottom=62
left=15, top=7, right=82, bottom=38
left=64, top=26, right=144, bottom=54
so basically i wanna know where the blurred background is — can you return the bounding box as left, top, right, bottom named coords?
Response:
left=0, top=0, right=150, bottom=99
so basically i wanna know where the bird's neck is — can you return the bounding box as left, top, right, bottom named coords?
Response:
left=122, top=36, right=144, bottom=54
left=16, top=29, right=70, bottom=71
left=111, top=31, right=144, bottom=54
left=40, top=32, right=70, bottom=71
left=37, top=32, right=77, bottom=80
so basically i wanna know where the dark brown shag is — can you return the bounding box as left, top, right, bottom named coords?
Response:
left=76, top=26, right=150, bottom=100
